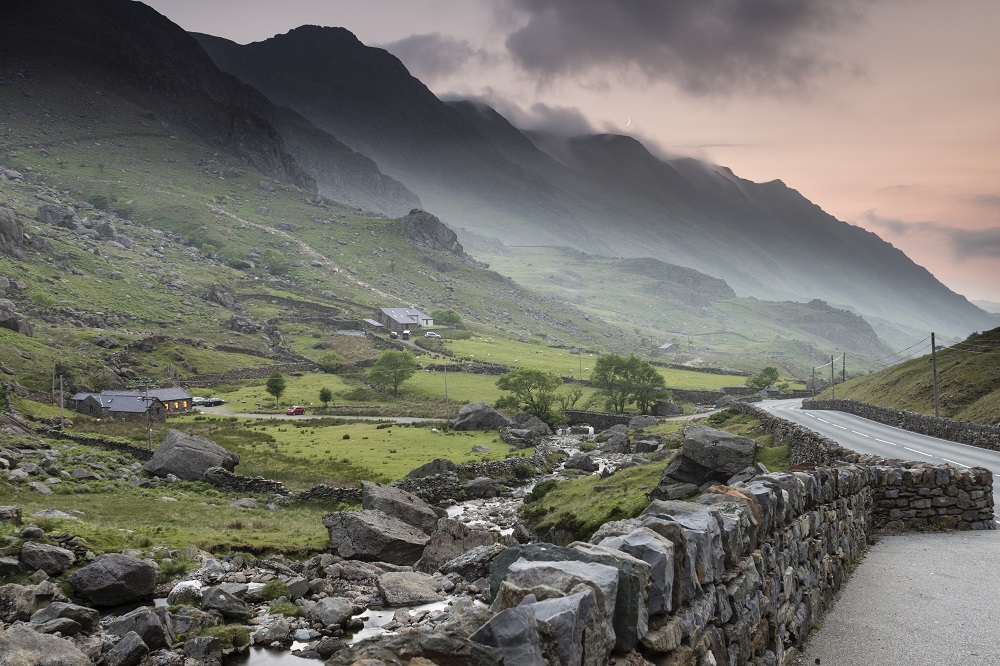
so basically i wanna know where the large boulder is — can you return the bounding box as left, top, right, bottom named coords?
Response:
left=0, top=624, right=90, bottom=666
left=406, top=458, right=458, bottom=479
left=322, top=509, right=430, bottom=566
left=67, top=554, right=156, bottom=608
left=362, top=481, right=439, bottom=534
left=377, top=571, right=443, bottom=606
left=325, top=630, right=502, bottom=666
left=19, top=541, right=76, bottom=575
left=452, top=401, right=513, bottom=431
left=650, top=426, right=758, bottom=499
left=143, top=430, right=239, bottom=481
left=0, top=581, right=67, bottom=622
left=201, top=586, right=251, bottom=621
left=103, top=631, right=149, bottom=666
left=511, top=413, right=553, bottom=437
left=440, top=543, right=509, bottom=582
left=36, top=204, right=77, bottom=228
left=415, top=518, right=499, bottom=574
left=30, top=602, right=100, bottom=633
left=107, top=607, right=170, bottom=650
left=308, top=596, right=355, bottom=628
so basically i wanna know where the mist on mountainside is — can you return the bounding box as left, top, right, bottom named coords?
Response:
left=191, top=26, right=994, bottom=342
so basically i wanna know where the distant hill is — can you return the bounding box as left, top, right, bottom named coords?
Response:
left=816, top=328, right=1000, bottom=425
left=193, top=27, right=994, bottom=340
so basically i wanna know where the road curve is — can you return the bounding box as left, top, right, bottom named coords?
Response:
left=759, top=398, right=1000, bottom=518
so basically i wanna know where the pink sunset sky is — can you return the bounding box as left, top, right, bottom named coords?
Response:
left=145, top=0, right=1000, bottom=303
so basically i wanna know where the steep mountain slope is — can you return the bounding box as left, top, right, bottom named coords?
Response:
left=819, top=328, right=1000, bottom=425
left=2, top=0, right=417, bottom=216
left=193, top=27, right=994, bottom=340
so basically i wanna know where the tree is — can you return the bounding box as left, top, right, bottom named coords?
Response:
left=368, top=350, right=417, bottom=395
left=265, top=371, right=286, bottom=408
left=319, top=387, right=333, bottom=407
left=746, top=366, right=780, bottom=392
left=495, top=368, right=563, bottom=420
left=431, top=309, right=463, bottom=326
left=591, top=354, right=666, bottom=413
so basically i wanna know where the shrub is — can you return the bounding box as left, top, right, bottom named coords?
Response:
left=269, top=602, right=303, bottom=617
left=202, top=625, right=250, bottom=649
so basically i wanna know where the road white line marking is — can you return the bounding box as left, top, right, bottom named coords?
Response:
left=831, top=424, right=848, bottom=430
left=850, top=431, right=870, bottom=437
left=941, top=458, right=971, bottom=468
left=817, top=418, right=830, bottom=424
left=803, top=413, right=816, bottom=418
left=875, top=438, right=897, bottom=445
left=903, top=446, right=934, bottom=458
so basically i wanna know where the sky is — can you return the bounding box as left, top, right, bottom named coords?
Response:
left=144, top=0, right=1000, bottom=303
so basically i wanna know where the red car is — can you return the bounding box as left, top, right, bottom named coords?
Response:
left=285, top=406, right=305, bottom=415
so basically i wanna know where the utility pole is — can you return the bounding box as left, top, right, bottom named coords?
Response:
left=59, top=375, right=64, bottom=431
left=842, top=352, right=846, bottom=385
left=831, top=355, right=835, bottom=400
left=443, top=365, right=449, bottom=403
left=811, top=367, right=816, bottom=399
left=579, top=349, right=583, bottom=381
left=145, top=379, right=152, bottom=450
left=931, top=332, right=939, bottom=417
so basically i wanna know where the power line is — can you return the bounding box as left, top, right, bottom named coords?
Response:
left=871, top=343, right=932, bottom=367
left=868, top=336, right=932, bottom=365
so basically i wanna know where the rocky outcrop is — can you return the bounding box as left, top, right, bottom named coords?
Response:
left=0, top=207, right=24, bottom=257
left=143, top=430, right=239, bottom=481
left=0, top=298, right=33, bottom=337
left=398, top=209, right=464, bottom=255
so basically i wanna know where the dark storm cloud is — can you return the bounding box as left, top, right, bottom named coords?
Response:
left=443, top=90, right=594, bottom=135
left=862, top=211, right=1000, bottom=259
left=502, top=0, right=869, bottom=94
left=382, top=33, right=495, bottom=81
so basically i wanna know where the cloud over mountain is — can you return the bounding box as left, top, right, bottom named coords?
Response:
left=500, top=0, right=867, bottom=94
left=382, top=33, right=496, bottom=81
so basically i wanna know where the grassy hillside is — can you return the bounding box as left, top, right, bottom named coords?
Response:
left=466, top=244, right=894, bottom=377
left=816, top=328, right=1000, bottom=425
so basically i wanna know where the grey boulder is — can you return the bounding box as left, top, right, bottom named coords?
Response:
left=362, top=481, right=439, bottom=534
left=323, top=509, right=430, bottom=566
left=377, top=571, right=443, bottom=606
left=143, top=429, right=239, bottom=481
left=0, top=624, right=90, bottom=666
left=452, top=401, right=513, bottom=431
left=68, top=554, right=156, bottom=607
left=19, top=541, right=76, bottom=575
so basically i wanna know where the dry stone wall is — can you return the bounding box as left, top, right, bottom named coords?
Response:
left=731, top=402, right=994, bottom=531
left=805, top=399, right=1000, bottom=451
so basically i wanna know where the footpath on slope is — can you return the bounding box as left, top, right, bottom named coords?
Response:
left=798, top=529, right=1000, bottom=666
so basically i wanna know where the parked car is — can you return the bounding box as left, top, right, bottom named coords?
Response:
left=401, top=330, right=411, bottom=340
left=201, top=397, right=225, bottom=406
left=285, top=406, right=305, bottom=415
left=424, top=331, right=442, bottom=339
left=191, top=397, right=206, bottom=405
left=389, top=331, right=398, bottom=339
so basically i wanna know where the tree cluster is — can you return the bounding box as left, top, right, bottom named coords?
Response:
left=590, top=353, right=667, bottom=413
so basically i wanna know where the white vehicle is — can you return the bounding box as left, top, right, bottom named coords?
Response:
left=424, top=331, right=442, bottom=339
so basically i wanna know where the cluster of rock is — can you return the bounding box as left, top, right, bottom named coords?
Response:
left=650, top=425, right=762, bottom=500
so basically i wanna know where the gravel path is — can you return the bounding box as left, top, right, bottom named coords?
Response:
left=799, top=529, right=1000, bottom=666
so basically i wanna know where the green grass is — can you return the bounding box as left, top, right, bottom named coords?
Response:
left=0, top=476, right=337, bottom=556
left=521, top=460, right=670, bottom=542
left=816, top=328, right=1000, bottom=425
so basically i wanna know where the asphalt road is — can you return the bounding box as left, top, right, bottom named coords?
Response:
left=759, top=398, right=1000, bottom=517
left=797, top=529, right=1000, bottom=666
